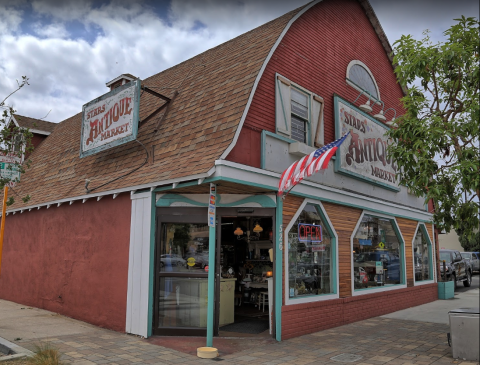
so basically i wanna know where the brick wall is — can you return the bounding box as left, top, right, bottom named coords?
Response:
left=282, top=283, right=437, bottom=339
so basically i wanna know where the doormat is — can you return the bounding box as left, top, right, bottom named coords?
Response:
left=220, top=319, right=269, bottom=334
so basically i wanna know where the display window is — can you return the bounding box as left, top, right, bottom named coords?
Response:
left=285, top=201, right=337, bottom=303
left=352, top=214, right=405, bottom=291
left=413, top=223, right=433, bottom=283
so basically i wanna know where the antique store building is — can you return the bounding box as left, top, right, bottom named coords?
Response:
left=0, top=0, right=437, bottom=341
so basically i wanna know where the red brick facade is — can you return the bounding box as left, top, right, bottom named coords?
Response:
left=282, top=283, right=437, bottom=339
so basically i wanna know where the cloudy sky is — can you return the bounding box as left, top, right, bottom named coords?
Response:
left=1, top=0, right=478, bottom=124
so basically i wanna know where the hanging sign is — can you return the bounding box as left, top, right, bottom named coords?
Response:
left=334, top=95, right=399, bottom=191
left=375, top=261, right=383, bottom=274
left=0, top=154, right=21, bottom=187
left=208, top=184, right=216, bottom=228
left=80, top=79, right=141, bottom=158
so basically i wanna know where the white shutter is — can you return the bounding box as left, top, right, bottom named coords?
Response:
left=275, top=75, right=291, bottom=137
left=312, top=95, right=324, bottom=147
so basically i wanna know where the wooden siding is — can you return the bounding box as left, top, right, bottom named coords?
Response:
left=282, top=195, right=305, bottom=305
left=322, top=202, right=362, bottom=298
left=396, top=217, right=418, bottom=287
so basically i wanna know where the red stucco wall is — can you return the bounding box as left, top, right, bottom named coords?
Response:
left=0, top=193, right=131, bottom=332
left=227, top=0, right=406, bottom=166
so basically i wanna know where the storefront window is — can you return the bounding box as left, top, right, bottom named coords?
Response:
left=413, top=225, right=432, bottom=282
left=160, top=223, right=210, bottom=273
left=288, top=203, right=334, bottom=299
left=353, top=215, right=403, bottom=290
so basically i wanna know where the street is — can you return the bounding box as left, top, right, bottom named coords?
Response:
left=455, top=272, right=480, bottom=293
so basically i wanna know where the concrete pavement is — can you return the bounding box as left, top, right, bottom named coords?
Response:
left=1, top=287, right=479, bottom=365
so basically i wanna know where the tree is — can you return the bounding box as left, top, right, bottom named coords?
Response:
left=459, top=231, right=479, bottom=252
left=0, top=76, right=33, bottom=205
left=387, top=16, right=479, bottom=240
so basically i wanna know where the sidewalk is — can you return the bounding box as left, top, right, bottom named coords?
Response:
left=1, top=289, right=478, bottom=365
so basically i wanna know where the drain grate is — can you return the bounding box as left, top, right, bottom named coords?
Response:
left=330, top=353, right=363, bottom=363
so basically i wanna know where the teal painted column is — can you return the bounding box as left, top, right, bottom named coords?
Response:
left=275, top=196, right=283, bottom=341
left=206, top=225, right=216, bottom=347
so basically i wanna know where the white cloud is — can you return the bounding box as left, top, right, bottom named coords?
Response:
left=33, top=22, right=70, bottom=38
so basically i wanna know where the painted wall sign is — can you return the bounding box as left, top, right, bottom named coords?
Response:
left=208, top=184, right=216, bottom=228
left=80, top=79, right=141, bottom=158
left=298, top=223, right=323, bottom=243
left=334, top=96, right=399, bottom=191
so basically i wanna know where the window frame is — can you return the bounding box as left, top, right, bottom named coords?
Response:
left=275, top=73, right=325, bottom=148
left=412, top=223, right=435, bottom=285
left=284, top=198, right=339, bottom=305
left=346, top=60, right=381, bottom=103
left=350, top=211, right=407, bottom=296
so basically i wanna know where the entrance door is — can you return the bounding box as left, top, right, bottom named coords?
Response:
left=153, top=208, right=212, bottom=336
left=216, top=208, right=275, bottom=337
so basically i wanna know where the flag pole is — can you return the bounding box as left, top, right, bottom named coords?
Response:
left=0, top=186, right=9, bottom=276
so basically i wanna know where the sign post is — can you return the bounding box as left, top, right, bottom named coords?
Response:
left=206, top=184, right=216, bottom=348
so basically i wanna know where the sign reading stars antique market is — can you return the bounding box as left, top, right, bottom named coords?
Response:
left=80, top=79, right=141, bottom=158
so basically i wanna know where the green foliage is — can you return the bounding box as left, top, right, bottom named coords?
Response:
left=387, top=16, right=479, bottom=240
left=0, top=76, right=33, bottom=205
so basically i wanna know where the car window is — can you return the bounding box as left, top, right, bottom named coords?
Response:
left=440, top=252, right=451, bottom=262
left=461, top=253, right=471, bottom=259
left=455, top=252, right=462, bottom=261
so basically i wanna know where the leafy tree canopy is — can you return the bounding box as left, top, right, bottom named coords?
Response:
left=387, top=16, right=479, bottom=240
left=0, top=76, right=33, bottom=205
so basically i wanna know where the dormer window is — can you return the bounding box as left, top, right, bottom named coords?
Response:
left=346, top=60, right=380, bottom=100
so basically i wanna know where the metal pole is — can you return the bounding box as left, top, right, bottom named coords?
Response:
left=206, top=225, right=216, bottom=347
left=0, top=186, right=9, bottom=276
left=275, top=195, right=283, bottom=342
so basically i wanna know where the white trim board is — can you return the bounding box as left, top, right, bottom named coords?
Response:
left=219, top=0, right=323, bottom=159
left=125, top=192, right=152, bottom=337
left=411, top=222, right=436, bottom=286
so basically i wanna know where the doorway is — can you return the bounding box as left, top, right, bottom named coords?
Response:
left=216, top=209, right=275, bottom=337
left=153, top=207, right=275, bottom=337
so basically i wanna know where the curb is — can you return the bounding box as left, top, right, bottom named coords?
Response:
left=0, top=337, right=34, bottom=362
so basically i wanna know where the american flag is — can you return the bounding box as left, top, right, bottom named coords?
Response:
left=278, top=132, right=351, bottom=196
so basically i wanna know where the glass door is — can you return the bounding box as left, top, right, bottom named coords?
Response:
left=154, top=209, right=213, bottom=336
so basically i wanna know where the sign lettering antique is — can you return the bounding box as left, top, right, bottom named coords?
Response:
left=334, top=96, right=399, bottom=191
left=80, top=79, right=141, bottom=158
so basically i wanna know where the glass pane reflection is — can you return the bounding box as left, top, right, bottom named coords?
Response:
left=158, top=277, right=208, bottom=328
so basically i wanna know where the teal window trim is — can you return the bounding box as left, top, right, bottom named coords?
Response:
left=284, top=199, right=339, bottom=304
left=416, top=223, right=434, bottom=282
left=147, top=191, right=156, bottom=337
left=352, top=212, right=406, bottom=293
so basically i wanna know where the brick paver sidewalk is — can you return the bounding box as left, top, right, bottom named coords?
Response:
left=14, top=317, right=477, bottom=365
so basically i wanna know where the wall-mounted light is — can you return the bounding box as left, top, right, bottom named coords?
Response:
left=353, top=90, right=374, bottom=113
left=384, top=108, right=398, bottom=126
left=373, top=100, right=387, bottom=122
left=253, top=222, right=263, bottom=234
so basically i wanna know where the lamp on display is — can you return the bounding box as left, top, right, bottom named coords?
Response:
left=235, top=218, right=262, bottom=243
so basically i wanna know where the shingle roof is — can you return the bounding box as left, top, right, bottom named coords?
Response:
left=13, top=114, right=57, bottom=134
left=7, top=5, right=307, bottom=210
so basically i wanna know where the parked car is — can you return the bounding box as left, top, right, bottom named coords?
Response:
left=439, top=249, right=472, bottom=288
left=460, top=252, right=479, bottom=274
left=160, top=254, right=186, bottom=268
left=354, top=250, right=401, bottom=284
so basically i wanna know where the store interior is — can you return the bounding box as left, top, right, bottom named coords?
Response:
left=218, top=216, right=274, bottom=337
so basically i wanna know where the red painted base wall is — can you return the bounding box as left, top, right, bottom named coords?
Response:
left=282, top=284, right=437, bottom=339
left=0, top=194, right=131, bottom=332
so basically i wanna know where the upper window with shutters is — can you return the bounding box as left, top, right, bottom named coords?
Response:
left=275, top=73, right=325, bottom=149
